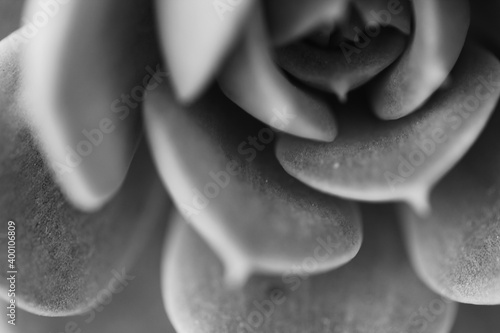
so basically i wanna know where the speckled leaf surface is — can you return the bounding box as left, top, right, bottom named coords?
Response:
left=370, top=0, right=469, bottom=119
left=0, top=130, right=170, bottom=316
left=164, top=206, right=457, bottom=333
left=1, top=218, right=176, bottom=333
left=0, top=37, right=170, bottom=314
left=276, top=44, right=500, bottom=214
left=400, top=102, right=500, bottom=305
left=145, top=81, right=362, bottom=284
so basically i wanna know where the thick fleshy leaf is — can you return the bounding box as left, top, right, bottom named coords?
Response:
left=0, top=129, right=170, bottom=316
left=23, top=0, right=162, bottom=211
left=155, top=0, right=255, bottom=101
left=450, top=305, right=500, bottom=333
left=353, top=0, right=412, bottom=35
left=275, top=27, right=406, bottom=100
left=276, top=44, right=500, bottom=214
left=145, top=81, right=362, bottom=285
left=164, top=206, right=457, bottom=333
left=265, top=0, right=349, bottom=46
left=1, top=219, right=176, bottom=333
left=219, top=5, right=338, bottom=142
left=370, top=0, right=469, bottom=119
left=400, top=102, right=500, bottom=305
left=0, top=0, right=24, bottom=40
left=0, top=52, right=170, bottom=316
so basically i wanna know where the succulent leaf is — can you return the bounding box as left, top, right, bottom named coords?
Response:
left=144, top=81, right=362, bottom=284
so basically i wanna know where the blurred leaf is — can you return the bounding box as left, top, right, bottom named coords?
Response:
left=266, top=0, right=349, bottom=46
left=23, top=0, right=162, bottom=211
left=353, top=0, right=412, bottom=35
left=0, top=40, right=170, bottom=314
left=0, top=0, right=24, bottom=40
left=156, top=0, right=256, bottom=101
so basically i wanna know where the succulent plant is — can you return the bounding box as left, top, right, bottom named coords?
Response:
left=1, top=0, right=500, bottom=332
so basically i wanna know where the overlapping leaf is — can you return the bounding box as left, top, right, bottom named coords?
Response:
left=0, top=39, right=169, bottom=314
left=23, top=0, right=162, bottom=211
left=275, top=26, right=406, bottom=100
left=265, top=0, right=349, bottom=46
left=219, top=5, right=338, bottom=142
left=164, top=206, right=457, bottom=333
left=1, top=219, right=175, bottom=332
left=156, top=0, right=256, bottom=101
left=400, top=102, right=500, bottom=305
left=353, top=0, right=412, bottom=35
left=0, top=127, right=169, bottom=316
left=276, top=44, right=500, bottom=214
left=370, top=0, right=469, bottom=119
left=145, top=81, right=362, bottom=284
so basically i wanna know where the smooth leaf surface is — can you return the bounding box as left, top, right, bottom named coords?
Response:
left=275, top=27, right=406, bottom=100
left=219, top=5, right=338, bottom=142
left=156, top=0, right=255, bottom=101
left=265, top=0, right=349, bottom=46
left=352, top=0, right=412, bottom=35
left=24, top=0, right=162, bottom=211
